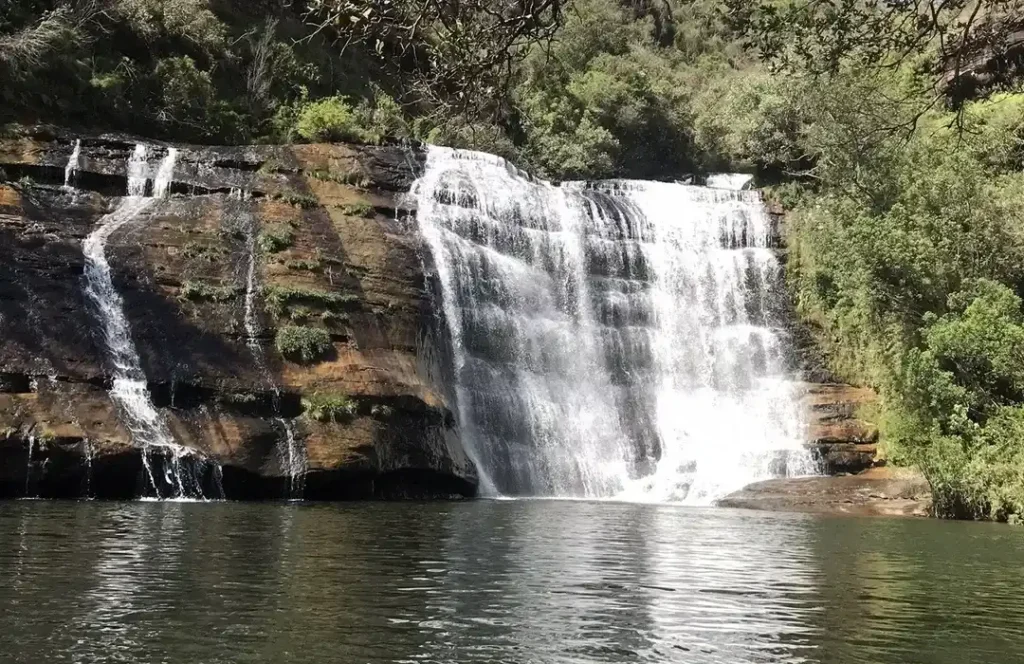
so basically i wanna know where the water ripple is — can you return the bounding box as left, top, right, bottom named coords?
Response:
left=0, top=501, right=1022, bottom=663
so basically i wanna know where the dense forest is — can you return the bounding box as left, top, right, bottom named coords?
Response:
left=3, top=0, right=1024, bottom=520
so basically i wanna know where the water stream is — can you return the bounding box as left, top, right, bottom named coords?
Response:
left=412, top=146, right=813, bottom=502
left=232, top=188, right=307, bottom=498
left=81, top=145, right=208, bottom=499
left=63, top=139, right=80, bottom=190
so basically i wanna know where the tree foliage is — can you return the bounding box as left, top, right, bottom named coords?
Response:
left=729, top=0, right=1024, bottom=105
left=303, top=0, right=565, bottom=119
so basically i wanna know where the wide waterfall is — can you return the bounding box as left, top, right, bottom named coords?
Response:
left=412, top=147, right=813, bottom=503
left=81, top=144, right=213, bottom=500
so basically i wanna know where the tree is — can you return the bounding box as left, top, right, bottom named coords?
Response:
left=726, top=1, right=1024, bottom=107
left=303, top=0, right=565, bottom=119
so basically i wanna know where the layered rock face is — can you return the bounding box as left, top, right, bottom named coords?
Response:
left=0, top=129, right=475, bottom=499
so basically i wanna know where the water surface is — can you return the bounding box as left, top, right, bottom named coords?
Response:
left=1, top=500, right=1021, bottom=663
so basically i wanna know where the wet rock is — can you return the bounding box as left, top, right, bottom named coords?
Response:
left=719, top=467, right=932, bottom=517
left=0, top=132, right=473, bottom=500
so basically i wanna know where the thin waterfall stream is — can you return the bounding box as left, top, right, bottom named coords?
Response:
left=80, top=144, right=211, bottom=500
left=412, top=146, right=814, bottom=503
left=233, top=188, right=307, bottom=498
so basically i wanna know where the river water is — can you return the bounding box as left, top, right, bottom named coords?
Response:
left=0, top=501, right=1021, bottom=663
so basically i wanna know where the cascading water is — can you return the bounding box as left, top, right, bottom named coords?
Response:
left=232, top=188, right=307, bottom=498
left=411, top=146, right=814, bottom=503
left=276, top=418, right=306, bottom=500
left=23, top=434, right=35, bottom=498
left=83, top=439, right=93, bottom=499
left=64, top=139, right=81, bottom=190
left=82, top=144, right=209, bottom=500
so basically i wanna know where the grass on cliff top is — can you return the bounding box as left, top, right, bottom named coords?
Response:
left=302, top=392, right=357, bottom=422
left=275, top=325, right=333, bottom=364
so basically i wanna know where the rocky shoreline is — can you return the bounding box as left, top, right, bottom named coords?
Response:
left=720, top=467, right=933, bottom=517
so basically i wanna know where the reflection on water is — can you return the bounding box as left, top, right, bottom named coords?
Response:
left=0, top=501, right=1022, bottom=663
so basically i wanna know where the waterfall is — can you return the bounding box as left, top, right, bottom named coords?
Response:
left=411, top=146, right=813, bottom=503
left=64, top=139, right=81, bottom=190
left=237, top=188, right=264, bottom=364
left=127, top=144, right=149, bottom=196
left=276, top=418, right=307, bottom=500
left=82, top=144, right=208, bottom=500
left=83, top=439, right=93, bottom=499
left=23, top=434, right=35, bottom=498
left=153, top=147, right=178, bottom=198
left=233, top=188, right=308, bottom=498
left=706, top=173, right=754, bottom=191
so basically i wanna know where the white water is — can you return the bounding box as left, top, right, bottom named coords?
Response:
left=82, top=145, right=208, bottom=499
left=24, top=435, right=35, bottom=497
left=153, top=147, right=178, bottom=198
left=127, top=144, right=149, bottom=196
left=232, top=188, right=308, bottom=497
left=237, top=188, right=264, bottom=363
left=411, top=146, right=813, bottom=503
left=83, top=439, right=93, bottom=498
left=276, top=418, right=307, bottom=500
left=706, top=173, right=754, bottom=191
left=64, top=139, right=81, bottom=189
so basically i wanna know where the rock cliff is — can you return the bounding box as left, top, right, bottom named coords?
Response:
left=0, top=128, right=475, bottom=499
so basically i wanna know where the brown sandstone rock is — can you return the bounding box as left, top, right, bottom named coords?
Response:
left=719, top=467, right=933, bottom=517
left=0, top=131, right=472, bottom=499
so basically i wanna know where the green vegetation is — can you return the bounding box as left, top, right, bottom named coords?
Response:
left=182, top=242, right=228, bottom=262
left=294, top=96, right=366, bottom=142
left=340, top=202, right=374, bottom=218
left=179, top=280, right=236, bottom=302
left=275, top=325, right=333, bottom=364
left=274, top=192, right=320, bottom=209
left=285, top=259, right=322, bottom=273
left=257, top=224, right=295, bottom=253
left=734, top=5, right=1024, bottom=521
left=320, top=310, right=348, bottom=326
left=265, top=285, right=358, bottom=318
left=301, top=392, right=356, bottom=422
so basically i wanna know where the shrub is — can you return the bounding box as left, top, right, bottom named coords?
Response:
left=295, top=96, right=368, bottom=143
left=302, top=392, right=356, bottom=422
left=320, top=310, right=348, bottom=326
left=285, top=259, right=321, bottom=272
left=183, top=242, right=227, bottom=262
left=179, top=280, right=235, bottom=302
left=265, top=286, right=358, bottom=318
left=258, top=224, right=294, bottom=253
left=276, top=192, right=319, bottom=209
left=274, top=325, right=333, bottom=364
left=340, top=201, right=374, bottom=218
left=353, top=85, right=411, bottom=143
